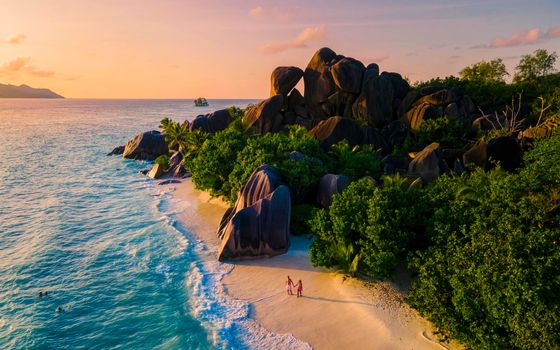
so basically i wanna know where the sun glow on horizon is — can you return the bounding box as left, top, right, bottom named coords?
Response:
left=1, top=0, right=559, bottom=98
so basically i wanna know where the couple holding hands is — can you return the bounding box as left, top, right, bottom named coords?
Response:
left=286, top=276, right=303, bottom=297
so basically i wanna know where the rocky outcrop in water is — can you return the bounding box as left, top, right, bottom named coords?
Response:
left=123, top=130, right=168, bottom=160
left=217, top=165, right=291, bottom=261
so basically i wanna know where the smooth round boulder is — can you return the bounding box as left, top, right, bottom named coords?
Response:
left=189, top=109, right=231, bottom=133
left=123, top=130, right=168, bottom=160
left=309, top=116, right=363, bottom=150
left=331, top=57, right=365, bottom=94
left=270, top=66, right=303, bottom=97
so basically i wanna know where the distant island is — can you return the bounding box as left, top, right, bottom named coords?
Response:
left=0, top=83, right=63, bottom=98
left=194, top=97, right=209, bottom=107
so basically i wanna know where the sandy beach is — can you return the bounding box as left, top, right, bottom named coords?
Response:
left=166, top=178, right=454, bottom=350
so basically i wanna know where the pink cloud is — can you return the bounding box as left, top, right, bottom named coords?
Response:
left=491, top=27, right=543, bottom=48
left=258, top=25, right=326, bottom=54
left=4, top=34, right=26, bottom=44
left=248, top=5, right=296, bottom=22
left=480, top=25, right=560, bottom=49
left=0, top=57, right=55, bottom=78
left=547, top=26, right=560, bottom=39
left=249, top=6, right=264, bottom=17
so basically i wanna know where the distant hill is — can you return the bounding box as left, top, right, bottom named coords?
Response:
left=0, top=83, right=64, bottom=98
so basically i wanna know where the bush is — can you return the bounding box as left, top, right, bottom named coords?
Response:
left=309, top=175, right=425, bottom=278
left=397, top=115, right=467, bottom=154
left=185, top=126, right=248, bottom=198
left=290, top=203, right=316, bottom=235
left=406, top=134, right=560, bottom=349
left=154, top=155, right=169, bottom=169
left=329, top=141, right=381, bottom=180
left=227, top=125, right=326, bottom=204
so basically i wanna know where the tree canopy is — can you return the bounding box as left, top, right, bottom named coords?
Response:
left=459, top=58, right=509, bottom=83
left=513, top=49, right=558, bottom=83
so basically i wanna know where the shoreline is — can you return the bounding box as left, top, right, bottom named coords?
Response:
left=164, top=178, right=454, bottom=349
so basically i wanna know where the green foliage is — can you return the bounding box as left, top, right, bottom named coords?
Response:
left=513, top=49, right=558, bottom=83
left=159, top=118, right=190, bottom=152
left=185, top=126, right=248, bottom=197
left=396, top=115, right=467, bottom=154
left=406, top=133, right=560, bottom=349
left=227, top=125, right=325, bottom=204
left=460, top=58, right=508, bottom=83
left=329, top=140, right=381, bottom=180
left=154, top=155, right=169, bottom=169
left=290, top=203, right=316, bottom=235
left=227, top=105, right=245, bottom=121
left=309, top=176, right=425, bottom=278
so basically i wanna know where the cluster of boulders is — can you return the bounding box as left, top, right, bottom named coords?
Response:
left=111, top=47, right=548, bottom=261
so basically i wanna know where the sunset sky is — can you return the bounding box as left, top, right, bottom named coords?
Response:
left=1, top=0, right=559, bottom=98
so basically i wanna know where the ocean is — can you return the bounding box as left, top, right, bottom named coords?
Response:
left=0, top=98, right=302, bottom=349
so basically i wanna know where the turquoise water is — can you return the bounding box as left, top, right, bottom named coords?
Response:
left=0, top=99, right=265, bottom=349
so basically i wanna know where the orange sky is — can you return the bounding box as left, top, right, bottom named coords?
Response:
left=1, top=0, right=559, bottom=98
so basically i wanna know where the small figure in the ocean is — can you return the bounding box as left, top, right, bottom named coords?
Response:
left=286, top=276, right=294, bottom=295
left=296, top=280, right=303, bottom=298
left=38, top=291, right=43, bottom=298
left=56, top=306, right=64, bottom=313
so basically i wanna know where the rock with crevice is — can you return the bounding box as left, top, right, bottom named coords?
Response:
left=217, top=164, right=291, bottom=261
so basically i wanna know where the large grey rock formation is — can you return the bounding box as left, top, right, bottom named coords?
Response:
left=304, top=48, right=339, bottom=119
left=243, top=95, right=284, bottom=134
left=217, top=165, right=291, bottom=261
left=353, top=72, right=410, bottom=127
left=270, top=66, right=304, bottom=97
left=123, top=130, right=168, bottom=160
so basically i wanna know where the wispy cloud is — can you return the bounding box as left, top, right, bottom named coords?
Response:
left=258, top=25, right=326, bottom=54
left=360, top=55, right=389, bottom=64
left=248, top=5, right=296, bottom=22
left=476, top=25, right=560, bottom=49
left=3, top=34, right=26, bottom=44
left=0, top=57, right=55, bottom=78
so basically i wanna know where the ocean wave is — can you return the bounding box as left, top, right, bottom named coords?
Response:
left=155, top=188, right=312, bottom=350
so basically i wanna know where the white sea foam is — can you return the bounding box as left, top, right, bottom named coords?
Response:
left=156, top=189, right=312, bottom=350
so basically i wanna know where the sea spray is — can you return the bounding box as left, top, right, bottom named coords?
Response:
left=154, top=185, right=312, bottom=350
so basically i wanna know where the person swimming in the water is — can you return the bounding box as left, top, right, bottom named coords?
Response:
left=56, top=306, right=64, bottom=313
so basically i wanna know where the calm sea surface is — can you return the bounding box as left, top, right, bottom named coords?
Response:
left=0, top=99, right=265, bottom=349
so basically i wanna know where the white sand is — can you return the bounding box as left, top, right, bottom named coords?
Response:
left=166, top=178, right=457, bottom=350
